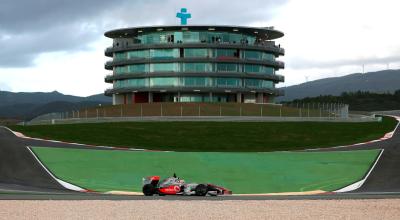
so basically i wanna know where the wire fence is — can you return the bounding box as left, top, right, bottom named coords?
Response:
left=30, top=102, right=349, bottom=123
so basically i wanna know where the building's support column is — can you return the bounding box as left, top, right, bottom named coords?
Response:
left=148, top=92, right=153, bottom=103
left=132, top=93, right=136, bottom=104
left=113, top=94, right=124, bottom=105
left=265, top=94, right=273, bottom=103
left=177, top=92, right=181, bottom=102
left=126, top=94, right=132, bottom=104
left=257, top=93, right=264, bottom=103
left=112, top=94, right=117, bottom=105
left=236, top=92, right=242, bottom=103
left=209, top=92, right=213, bottom=103
left=243, top=93, right=256, bottom=104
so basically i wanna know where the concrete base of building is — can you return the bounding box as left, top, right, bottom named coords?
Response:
left=112, top=92, right=274, bottom=105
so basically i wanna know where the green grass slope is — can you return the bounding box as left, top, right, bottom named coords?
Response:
left=11, top=116, right=397, bottom=152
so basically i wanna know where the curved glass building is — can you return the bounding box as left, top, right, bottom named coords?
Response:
left=104, top=25, right=285, bottom=104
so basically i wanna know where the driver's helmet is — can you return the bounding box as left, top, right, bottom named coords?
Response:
left=176, top=178, right=185, bottom=184
left=159, top=177, right=185, bottom=187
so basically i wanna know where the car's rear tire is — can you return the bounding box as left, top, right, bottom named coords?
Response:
left=195, top=184, right=208, bottom=196
left=142, top=184, right=156, bottom=196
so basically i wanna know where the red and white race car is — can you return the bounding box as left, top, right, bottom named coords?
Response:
left=142, top=174, right=232, bottom=196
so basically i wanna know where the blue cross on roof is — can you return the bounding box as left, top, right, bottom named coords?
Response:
left=176, top=8, right=191, bottom=25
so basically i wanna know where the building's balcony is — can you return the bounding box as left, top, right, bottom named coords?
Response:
left=104, top=58, right=285, bottom=70
left=275, top=61, right=285, bottom=69
left=104, top=42, right=285, bottom=57
left=104, top=72, right=285, bottom=84
left=105, top=86, right=284, bottom=97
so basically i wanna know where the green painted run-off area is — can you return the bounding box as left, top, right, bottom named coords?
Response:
left=31, top=147, right=380, bottom=194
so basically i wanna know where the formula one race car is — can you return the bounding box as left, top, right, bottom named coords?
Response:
left=142, top=174, right=232, bottom=196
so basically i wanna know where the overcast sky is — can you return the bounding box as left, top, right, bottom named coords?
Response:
left=0, top=0, right=399, bottom=96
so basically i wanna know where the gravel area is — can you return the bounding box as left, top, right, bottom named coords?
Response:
left=0, top=199, right=399, bottom=220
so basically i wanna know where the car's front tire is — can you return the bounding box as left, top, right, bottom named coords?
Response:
left=195, top=184, right=208, bottom=196
left=142, top=184, right=156, bottom=196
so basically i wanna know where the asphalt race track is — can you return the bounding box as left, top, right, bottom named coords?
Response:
left=312, top=117, right=400, bottom=193
left=1, top=114, right=400, bottom=200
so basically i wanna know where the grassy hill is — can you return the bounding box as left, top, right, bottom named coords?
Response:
left=10, top=116, right=397, bottom=152
left=0, top=91, right=111, bottom=120
left=278, top=69, right=400, bottom=102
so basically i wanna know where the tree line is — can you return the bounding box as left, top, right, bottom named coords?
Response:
left=282, top=90, right=400, bottom=111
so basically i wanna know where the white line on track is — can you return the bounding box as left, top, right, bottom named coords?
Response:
left=334, top=149, right=384, bottom=193
left=26, top=146, right=87, bottom=192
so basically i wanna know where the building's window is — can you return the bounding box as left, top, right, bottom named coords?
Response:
left=215, top=78, right=241, bottom=87
left=262, top=53, right=276, bottom=61
left=243, top=50, right=261, bottom=60
left=228, top=33, right=243, bottom=44
left=159, top=34, right=167, bottom=43
left=211, top=95, right=228, bottom=103
left=115, top=66, right=128, bottom=74
left=214, top=49, right=236, bottom=58
left=115, top=78, right=148, bottom=88
left=114, top=80, right=124, bottom=88
left=150, top=49, right=179, bottom=59
left=263, top=67, right=275, bottom=75
left=242, top=51, right=276, bottom=61
left=245, top=79, right=274, bottom=88
left=245, top=36, right=256, bottom=45
left=139, top=34, right=151, bottom=44
left=209, top=32, right=246, bottom=44
left=245, top=79, right=260, bottom=88
left=150, top=77, right=179, bottom=87
left=179, top=95, right=204, bottom=102
left=128, top=50, right=149, bottom=59
left=184, top=48, right=209, bottom=58
left=128, top=64, right=149, bottom=73
left=191, top=96, right=203, bottom=102
left=244, top=64, right=261, bottom=73
left=261, top=80, right=274, bottom=88
left=183, top=63, right=212, bottom=72
left=181, top=77, right=209, bottom=87
left=150, top=63, right=179, bottom=72
left=174, top=32, right=183, bottom=43
left=244, top=65, right=275, bottom=75
left=216, top=63, right=238, bottom=72
left=182, top=31, right=200, bottom=43
left=114, top=52, right=126, bottom=60
left=128, top=78, right=148, bottom=87
left=199, top=32, right=209, bottom=43
left=136, top=31, right=257, bottom=45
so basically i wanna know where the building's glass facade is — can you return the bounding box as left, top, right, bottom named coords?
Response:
left=115, top=63, right=275, bottom=75
left=114, top=77, right=274, bottom=89
left=115, top=49, right=275, bottom=61
left=136, top=31, right=256, bottom=45
left=105, top=26, right=285, bottom=104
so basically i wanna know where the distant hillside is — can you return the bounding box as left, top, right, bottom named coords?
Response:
left=0, top=91, right=111, bottom=120
left=278, top=69, right=400, bottom=102
left=0, top=91, right=111, bottom=107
